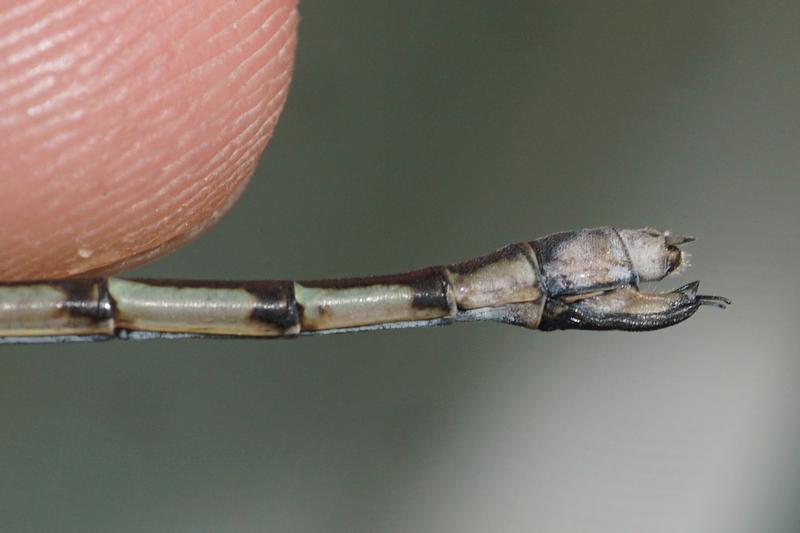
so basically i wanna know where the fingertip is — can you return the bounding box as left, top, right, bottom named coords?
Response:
left=0, top=0, right=300, bottom=280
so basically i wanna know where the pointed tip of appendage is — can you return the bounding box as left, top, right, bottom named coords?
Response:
left=676, top=280, right=701, bottom=295
left=665, top=234, right=696, bottom=246
left=677, top=280, right=731, bottom=310
left=698, top=294, right=731, bottom=309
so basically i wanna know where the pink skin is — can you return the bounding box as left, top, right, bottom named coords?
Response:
left=0, top=0, right=299, bottom=280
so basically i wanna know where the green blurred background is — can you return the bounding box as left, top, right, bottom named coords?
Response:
left=2, top=1, right=799, bottom=531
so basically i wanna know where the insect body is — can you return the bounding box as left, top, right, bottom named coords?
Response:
left=0, top=227, right=728, bottom=344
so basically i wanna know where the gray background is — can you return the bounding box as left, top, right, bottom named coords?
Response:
left=2, top=1, right=799, bottom=531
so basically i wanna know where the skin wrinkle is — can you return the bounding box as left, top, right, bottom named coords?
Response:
left=7, top=2, right=260, bottom=129
left=78, top=1, right=201, bottom=79
left=135, top=6, right=292, bottom=171
left=6, top=19, right=87, bottom=66
left=162, top=22, right=295, bottom=189
left=72, top=4, right=292, bottom=205
left=12, top=2, right=207, bottom=130
left=112, top=12, right=288, bottom=198
left=51, top=11, right=295, bottom=260
left=6, top=79, right=285, bottom=276
left=4, top=2, right=288, bottom=206
left=45, top=8, right=294, bottom=276
left=0, top=0, right=299, bottom=280
left=0, top=0, right=49, bottom=26
left=2, top=75, right=55, bottom=109
left=117, top=96, right=281, bottom=252
left=0, top=0, right=282, bottom=262
left=0, top=1, right=83, bottom=50
left=0, top=57, right=68, bottom=95
left=4, top=0, right=286, bottom=164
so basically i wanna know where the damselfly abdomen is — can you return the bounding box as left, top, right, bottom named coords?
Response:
left=0, top=227, right=728, bottom=344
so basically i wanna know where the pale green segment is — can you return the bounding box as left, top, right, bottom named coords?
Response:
left=294, top=283, right=453, bottom=331
left=108, top=279, right=292, bottom=336
left=0, top=284, right=111, bottom=337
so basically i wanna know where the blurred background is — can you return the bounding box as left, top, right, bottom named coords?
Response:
left=2, top=1, right=799, bottom=531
